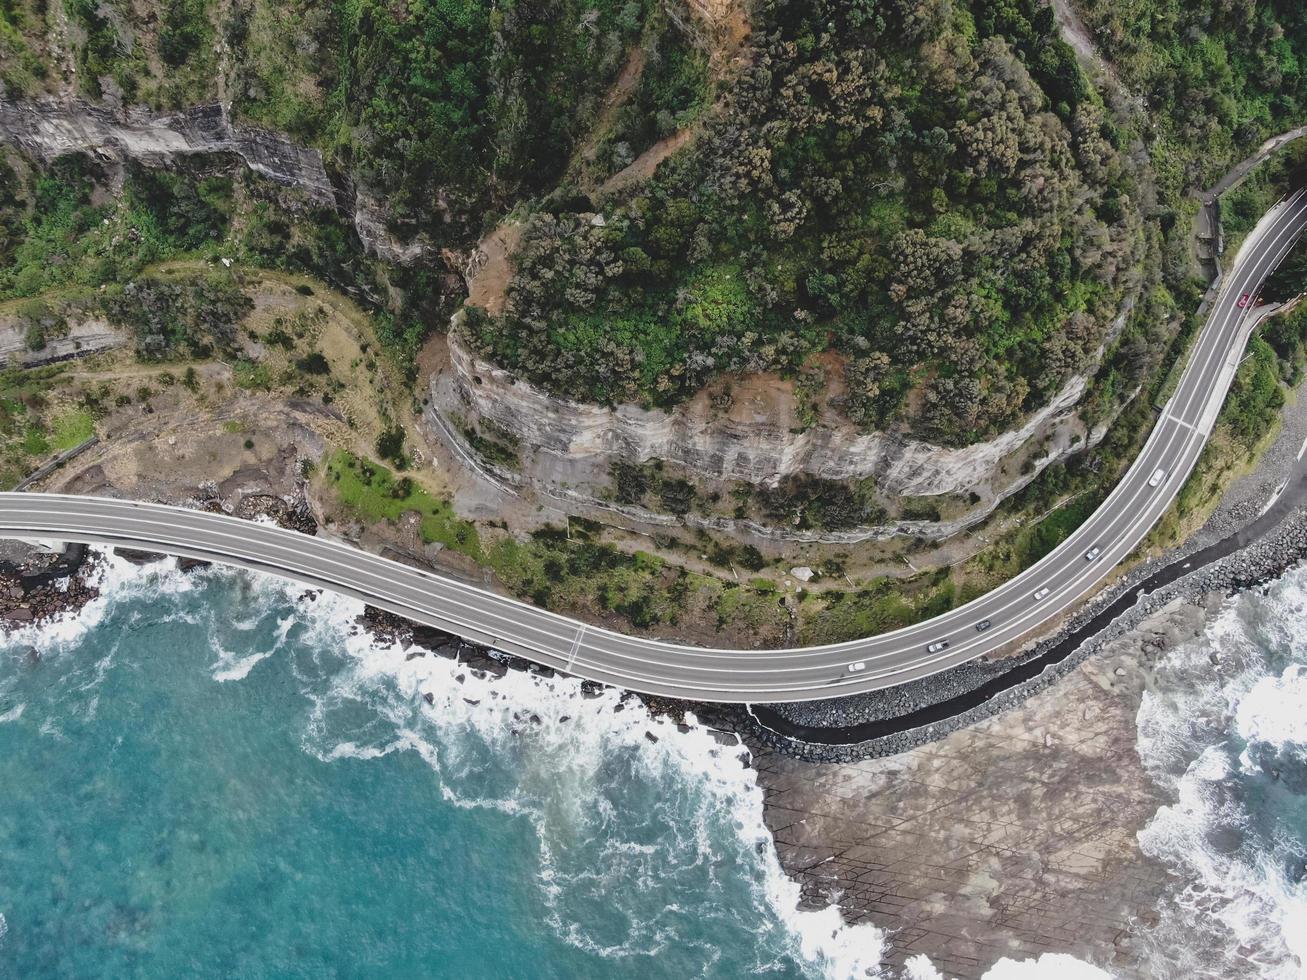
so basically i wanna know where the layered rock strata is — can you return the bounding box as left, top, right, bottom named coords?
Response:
left=0, top=99, right=426, bottom=263
left=432, top=325, right=1110, bottom=540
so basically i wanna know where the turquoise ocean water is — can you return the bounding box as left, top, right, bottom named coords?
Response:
left=4, top=549, right=1306, bottom=979
left=0, top=555, right=884, bottom=979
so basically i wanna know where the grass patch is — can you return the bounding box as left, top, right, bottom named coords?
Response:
left=714, top=584, right=786, bottom=631
left=484, top=531, right=688, bottom=630
left=49, top=408, right=94, bottom=451
left=799, top=581, right=916, bottom=645
left=325, top=450, right=479, bottom=556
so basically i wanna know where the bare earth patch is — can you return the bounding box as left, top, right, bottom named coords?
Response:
left=464, top=223, right=524, bottom=317
left=597, top=127, right=696, bottom=197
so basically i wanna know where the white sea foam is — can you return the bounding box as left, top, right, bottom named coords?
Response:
left=0, top=548, right=200, bottom=656
left=268, top=588, right=891, bottom=978
left=1135, top=565, right=1307, bottom=978
left=294, top=603, right=1122, bottom=980
left=902, top=950, right=1111, bottom=980
left=0, top=703, right=24, bottom=724
left=1, top=546, right=1116, bottom=978
left=902, top=957, right=944, bottom=980
left=1236, top=664, right=1307, bottom=754
left=979, top=953, right=1112, bottom=979
left=210, top=615, right=294, bottom=681
left=211, top=649, right=274, bottom=682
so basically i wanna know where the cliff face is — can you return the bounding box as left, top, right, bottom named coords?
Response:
left=0, top=100, right=334, bottom=199
left=434, top=324, right=1103, bottom=533
left=0, top=98, right=1116, bottom=538
left=0, top=317, right=124, bottom=369
left=0, top=99, right=425, bottom=264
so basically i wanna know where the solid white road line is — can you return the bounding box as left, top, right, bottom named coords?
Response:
left=2, top=194, right=1304, bottom=702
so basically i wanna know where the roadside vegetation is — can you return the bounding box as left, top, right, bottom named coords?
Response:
left=324, top=451, right=480, bottom=555
left=320, top=451, right=790, bottom=644
left=1219, top=141, right=1307, bottom=258
left=3, top=0, right=1307, bottom=648
left=468, top=0, right=1146, bottom=447
left=1154, top=297, right=1307, bottom=546
left=0, top=365, right=97, bottom=489
left=1072, top=0, right=1307, bottom=199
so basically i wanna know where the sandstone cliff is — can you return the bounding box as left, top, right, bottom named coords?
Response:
left=1, top=98, right=1124, bottom=542
left=0, top=99, right=426, bottom=264
left=431, top=321, right=1111, bottom=541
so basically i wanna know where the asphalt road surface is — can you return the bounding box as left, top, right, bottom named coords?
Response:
left=2, top=191, right=1305, bottom=703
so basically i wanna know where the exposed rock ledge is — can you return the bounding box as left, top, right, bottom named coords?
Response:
left=0, top=99, right=428, bottom=266
left=435, top=323, right=1103, bottom=505
left=0, top=315, right=124, bottom=369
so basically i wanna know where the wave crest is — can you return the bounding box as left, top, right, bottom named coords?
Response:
left=1136, top=567, right=1307, bottom=978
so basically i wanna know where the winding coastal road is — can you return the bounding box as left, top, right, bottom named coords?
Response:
left=2, top=191, right=1305, bottom=703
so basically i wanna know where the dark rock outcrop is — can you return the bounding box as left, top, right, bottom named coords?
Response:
left=0, top=98, right=431, bottom=264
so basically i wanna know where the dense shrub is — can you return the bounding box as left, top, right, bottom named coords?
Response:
left=1073, top=0, right=1307, bottom=196
left=468, top=0, right=1143, bottom=445
left=100, top=273, right=253, bottom=359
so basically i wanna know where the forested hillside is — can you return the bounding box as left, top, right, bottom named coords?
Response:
left=1071, top=0, right=1307, bottom=197
left=0, top=0, right=1295, bottom=448
left=465, top=0, right=1147, bottom=445
left=228, top=0, right=648, bottom=239
left=1, top=0, right=648, bottom=238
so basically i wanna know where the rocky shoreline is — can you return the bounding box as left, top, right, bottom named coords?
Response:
left=0, top=542, right=100, bottom=630
left=753, top=597, right=1202, bottom=978
left=740, top=343, right=1307, bottom=759
left=5, top=442, right=1307, bottom=760
left=748, top=500, right=1307, bottom=762
left=0, top=490, right=318, bottom=632
left=2, top=433, right=1304, bottom=980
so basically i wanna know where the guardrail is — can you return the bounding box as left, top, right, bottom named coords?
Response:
left=11, top=436, right=99, bottom=492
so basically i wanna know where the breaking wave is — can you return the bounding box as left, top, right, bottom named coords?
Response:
left=0, top=548, right=1115, bottom=978
left=1, top=550, right=888, bottom=977
left=1136, top=565, right=1307, bottom=978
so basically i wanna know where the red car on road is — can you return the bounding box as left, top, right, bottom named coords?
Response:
left=1238, top=293, right=1252, bottom=308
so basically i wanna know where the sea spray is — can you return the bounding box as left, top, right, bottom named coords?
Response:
left=0, top=547, right=1116, bottom=979
left=904, top=952, right=1112, bottom=980
left=292, top=573, right=893, bottom=978
left=1136, top=566, right=1307, bottom=978
left=0, top=549, right=890, bottom=978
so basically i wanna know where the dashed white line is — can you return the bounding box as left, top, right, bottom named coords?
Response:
left=1166, top=413, right=1203, bottom=435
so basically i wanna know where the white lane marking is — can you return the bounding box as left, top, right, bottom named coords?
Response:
left=1297, top=435, right=1307, bottom=462
left=1259, top=482, right=1288, bottom=518
left=26, top=199, right=1304, bottom=671
left=1166, top=193, right=1306, bottom=425
left=1166, top=414, right=1202, bottom=434
left=0, top=420, right=1214, bottom=688
left=7, top=193, right=1303, bottom=689
left=0, top=463, right=1285, bottom=697
left=566, top=627, right=586, bottom=672
left=3, top=204, right=1305, bottom=696
left=1, top=238, right=1298, bottom=693
left=514, top=197, right=1307, bottom=686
